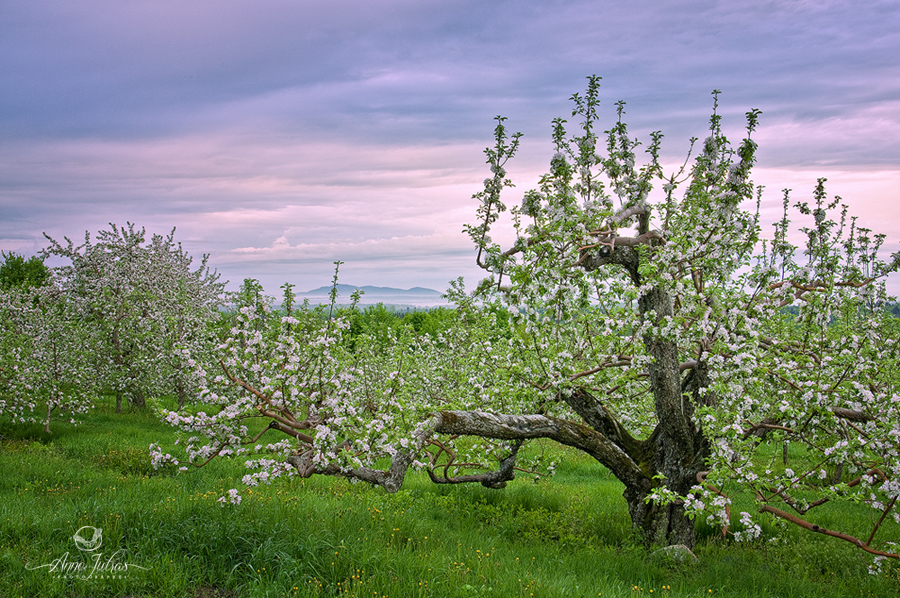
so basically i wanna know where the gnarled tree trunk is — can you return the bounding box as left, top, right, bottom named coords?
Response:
left=566, top=244, right=712, bottom=546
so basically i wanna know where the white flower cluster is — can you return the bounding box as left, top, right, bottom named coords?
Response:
left=149, top=443, right=179, bottom=469
left=217, top=489, right=242, bottom=506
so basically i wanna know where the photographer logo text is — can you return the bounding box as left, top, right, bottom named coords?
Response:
left=26, top=525, right=150, bottom=580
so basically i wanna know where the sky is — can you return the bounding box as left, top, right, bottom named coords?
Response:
left=1, top=0, right=898, bottom=298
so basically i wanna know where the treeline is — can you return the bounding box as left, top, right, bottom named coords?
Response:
left=347, top=303, right=456, bottom=343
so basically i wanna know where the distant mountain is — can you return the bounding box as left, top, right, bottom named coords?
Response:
left=296, top=284, right=446, bottom=307
left=299, top=284, right=442, bottom=297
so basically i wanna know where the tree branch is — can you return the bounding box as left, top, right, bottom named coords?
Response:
left=563, top=388, right=647, bottom=462
left=426, top=440, right=523, bottom=489
left=283, top=409, right=651, bottom=494
left=831, top=407, right=875, bottom=423
left=759, top=504, right=899, bottom=559
left=579, top=245, right=642, bottom=285
left=434, top=410, right=650, bottom=490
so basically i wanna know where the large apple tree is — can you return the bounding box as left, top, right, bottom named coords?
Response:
left=160, top=79, right=899, bottom=555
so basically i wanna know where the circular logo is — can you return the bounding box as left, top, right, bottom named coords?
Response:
left=73, top=526, right=103, bottom=551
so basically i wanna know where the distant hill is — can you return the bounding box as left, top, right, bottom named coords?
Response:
left=297, top=284, right=446, bottom=307
left=300, top=284, right=442, bottom=297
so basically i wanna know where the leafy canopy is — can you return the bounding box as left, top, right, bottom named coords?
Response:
left=0, top=252, right=50, bottom=291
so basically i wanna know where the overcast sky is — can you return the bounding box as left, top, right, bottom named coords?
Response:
left=2, top=0, right=898, bottom=297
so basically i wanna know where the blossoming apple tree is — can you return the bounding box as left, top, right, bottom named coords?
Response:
left=43, top=223, right=224, bottom=413
left=159, top=78, right=899, bottom=555
left=0, top=283, right=93, bottom=433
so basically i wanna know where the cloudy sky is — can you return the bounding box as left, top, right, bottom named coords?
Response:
left=2, top=0, right=898, bottom=297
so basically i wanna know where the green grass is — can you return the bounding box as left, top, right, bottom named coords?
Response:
left=1, top=401, right=898, bottom=598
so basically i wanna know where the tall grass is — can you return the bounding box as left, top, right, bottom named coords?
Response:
left=1, top=399, right=898, bottom=598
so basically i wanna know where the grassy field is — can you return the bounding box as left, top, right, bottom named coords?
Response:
left=1, top=400, right=898, bottom=598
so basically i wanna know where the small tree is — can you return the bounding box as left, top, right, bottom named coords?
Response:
left=0, top=285, right=92, bottom=433
left=43, top=223, right=224, bottom=412
left=158, top=80, right=899, bottom=557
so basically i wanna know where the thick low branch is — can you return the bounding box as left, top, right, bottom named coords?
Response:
left=564, top=388, right=647, bottom=463
left=579, top=244, right=642, bottom=285
left=434, top=410, right=649, bottom=490
left=284, top=410, right=650, bottom=495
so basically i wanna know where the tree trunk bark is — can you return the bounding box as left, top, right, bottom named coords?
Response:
left=629, top=282, right=711, bottom=547
left=626, top=485, right=696, bottom=546
left=176, top=380, right=188, bottom=410
left=130, top=390, right=146, bottom=408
